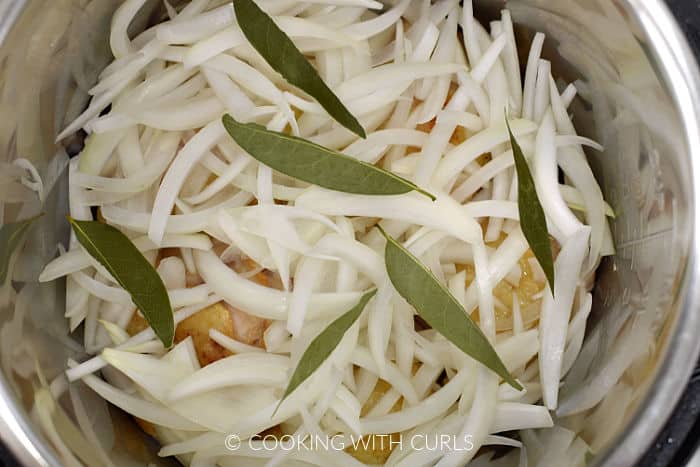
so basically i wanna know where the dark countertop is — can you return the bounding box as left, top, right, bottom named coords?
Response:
left=667, top=0, right=700, bottom=63
left=1, top=1, right=699, bottom=466
left=0, top=444, right=14, bottom=467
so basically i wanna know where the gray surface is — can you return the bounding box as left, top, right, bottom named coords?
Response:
left=667, top=0, right=700, bottom=61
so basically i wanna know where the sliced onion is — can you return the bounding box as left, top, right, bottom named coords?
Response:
left=167, top=353, right=290, bottom=401
left=432, top=119, right=537, bottom=188
left=193, top=249, right=364, bottom=320
left=539, top=227, right=591, bottom=410
left=79, top=371, right=204, bottom=431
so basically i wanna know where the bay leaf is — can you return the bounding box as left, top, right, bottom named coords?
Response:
left=275, top=289, right=376, bottom=414
left=223, top=115, right=435, bottom=199
left=68, top=217, right=174, bottom=347
left=506, top=117, right=555, bottom=289
left=379, top=227, right=521, bottom=390
left=234, top=0, right=365, bottom=138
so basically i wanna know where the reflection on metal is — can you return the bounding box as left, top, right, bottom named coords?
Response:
left=502, top=0, right=698, bottom=464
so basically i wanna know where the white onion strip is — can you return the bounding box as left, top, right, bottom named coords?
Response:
left=539, top=227, right=591, bottom=409
left=150, top=120, right=226, bottom=245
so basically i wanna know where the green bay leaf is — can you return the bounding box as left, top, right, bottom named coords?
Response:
left=0, top=214, right=43, bottom=285
left=233, top=0, right=365, bottom=138
left=506, top=117, right=555, bottom=289
left=68, top=217, right=174, bottom=347
left=275, top=289, right=376, bottom=414
left=222, top=115, right=435, bottom=199
left=379, top=227, right=521, bottom=390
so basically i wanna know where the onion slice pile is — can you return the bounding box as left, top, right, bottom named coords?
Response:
left=34, top=0, right=618, bottom=466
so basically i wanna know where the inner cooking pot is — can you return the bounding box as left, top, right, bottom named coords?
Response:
left=0, top=0, right=699, bottom=466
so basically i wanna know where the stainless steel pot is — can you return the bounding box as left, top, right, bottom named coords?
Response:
left=0, top=0, right=699, bottom=466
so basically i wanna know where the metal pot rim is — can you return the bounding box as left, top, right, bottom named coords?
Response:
left=592, top=1, right=700, bottom=463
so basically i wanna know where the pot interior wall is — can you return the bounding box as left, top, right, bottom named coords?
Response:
left=0, top=0, right=693, bottom=466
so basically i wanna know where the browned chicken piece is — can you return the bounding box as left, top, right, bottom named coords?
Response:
left=126, top=251, right=281, bottom=440
left=226, top=302, right=268, bottom=349
left=467, top=234, right=552, bottom=332
left=133, top=417, right=157, bottom=438
left=254, top=424, right=285, bottom=440
left=174, top=302, right=236, bottom=366
left=360, top=378, right=402, bottom=416
left=415, top=116, right=470, bottom=147
left=414, top=96, right=490, bottom=167
left=127, top=254, right=279, bottom=367
left=125, top=313, right=149, bottom=337
left=186, top=271, right=204, bottom=288
left=158, top=247, right=181, bottom=260
left=153, top=247, right=197, bottom=288
left=346, top=379, right=403, bottom=464
left=345, top=433, right=402, bottom=465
